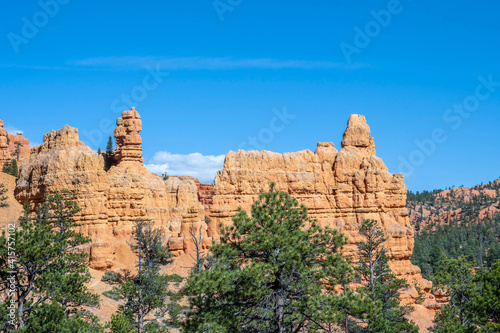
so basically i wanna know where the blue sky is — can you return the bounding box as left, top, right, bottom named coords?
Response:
left=1, top=0, right=499, bottom=190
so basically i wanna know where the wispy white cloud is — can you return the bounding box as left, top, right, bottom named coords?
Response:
left=0, top=64, right=70, bottom=71
left=4, top=125, right=23, bottom=135
left=145, top=151, right=225, bottom=183
left=3, top=125, right=36, bottom=147
left=69, top=56, right=368, bottom=71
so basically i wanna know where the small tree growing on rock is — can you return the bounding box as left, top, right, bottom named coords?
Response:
left=105, top=136, right=114, bottom=170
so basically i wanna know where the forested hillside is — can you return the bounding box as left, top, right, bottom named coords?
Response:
left=408, top=178, right=500, bottom=277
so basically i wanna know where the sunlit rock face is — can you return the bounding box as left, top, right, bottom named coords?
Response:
left=13, top=111, right=430, bottom=306
left=15, top=108, right=205, bottom=270
left=210, top=114, right=422, bottom=283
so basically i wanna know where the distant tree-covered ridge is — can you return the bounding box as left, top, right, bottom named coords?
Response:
left=408, top=178, right=500, bottom=278
left=407, top=178, right=499, bottom=231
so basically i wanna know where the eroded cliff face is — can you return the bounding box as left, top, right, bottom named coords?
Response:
left=15, top=108, right=206, bottom=269
left=0, top=120, right=31, bottom=166
left=210, top=115, right=424, bottom=285
left=12, top=111, right=433, bottom=307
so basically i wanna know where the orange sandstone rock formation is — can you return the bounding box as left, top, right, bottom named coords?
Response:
left=209, top=115, right=425, bottom=286
left=195, top=180, right=214, bottom=216
left=8, top=133, right=30, bottom=163
left=114, top=107, right=144, bottom=166
left=12, top=111, right=431, bottom=308
left=15, top=109, right=206, bottom=269
left=167, top=176, right=213, bottom=216
left=0, top=120, right=11, bottom=166
left=0, top=120, right=31, bottom=165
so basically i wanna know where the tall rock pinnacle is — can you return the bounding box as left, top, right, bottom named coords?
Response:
left=210, top=114, right=420, bottom=284
left=16, top=108, right=205, bottom=269
left=341, top=114, right=372, bottom=148
left=114, top=107, right=144, bottom=166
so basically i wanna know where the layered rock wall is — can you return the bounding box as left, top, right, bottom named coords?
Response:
left=13, top=111, right=427, bottom=298
left=168, top=176, right=214, bottom=218
left=210, top=115, right=422, bottom=283
left=15, top=109, right=206, bottom=269
left=197, top=181, right=214, bottom=216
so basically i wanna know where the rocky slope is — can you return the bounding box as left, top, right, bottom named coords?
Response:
left=2, top=112, right=436, bottom=309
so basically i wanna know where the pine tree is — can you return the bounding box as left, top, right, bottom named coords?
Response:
left=321, top=250, right=375, bottom=332
left=107, top=219, right=178, bottom=333
left=12, top=302, right=103, bottom=333
left=105, top=136, right=114, bottom=170
left=2, top=159, right=18, bottom=177
left=10, top=159, right=18, bottom=177
left=13, top=140, right=23, bottom=162
left=182, top=184, right=352, bottom=332
left=428, top=244, right=445, bottom=274
left=355, top=220, right=418, bottom=333
left=2, top=160, right=13, bottom=176
left=0, top=183, right=7, bottom=208
left=106, top=136, right=113, bottom=154
left=2, top=161, right=8, bottom=175
left=430, top=256, right=478, bottom=333
left=472, top=260, right=500, bottom=331
left=0, top=190, right=101, bottom=332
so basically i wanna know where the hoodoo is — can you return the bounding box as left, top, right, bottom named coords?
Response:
left=209, top=115, right=424, bottom=286
left=12, top=111, right=432, bottom=305
left=114, top=107, right=144, bottom=166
